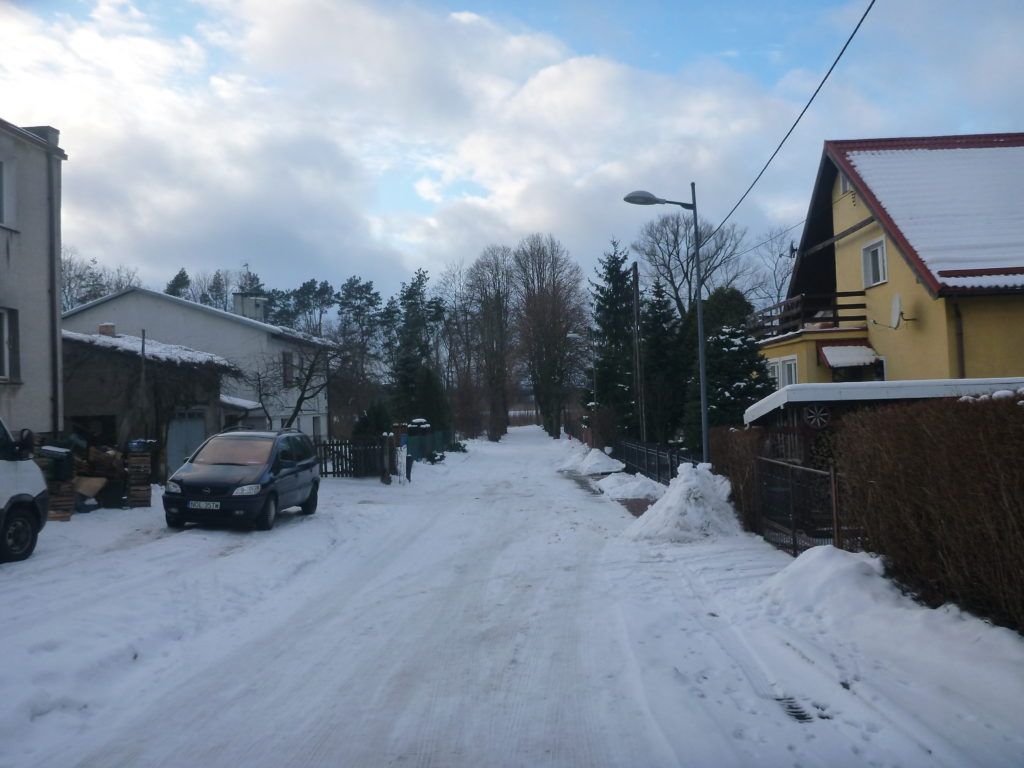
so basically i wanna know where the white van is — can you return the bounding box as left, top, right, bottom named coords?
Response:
left=0, top=417, right=48, bottom=562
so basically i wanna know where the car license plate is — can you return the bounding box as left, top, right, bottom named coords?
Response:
left=188, top=500, right=220, bottom=510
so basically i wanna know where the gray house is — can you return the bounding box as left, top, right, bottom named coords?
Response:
left=63, top=288, right=331, bottom=439
left=0, top=117, right=66, bottom=437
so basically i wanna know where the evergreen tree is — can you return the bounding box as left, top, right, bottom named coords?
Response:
left=589, top=240, right=636, bottom=440
left=352, top=399, right=393, bottom=439
left=237, top=264, right=265, bottom=294
left=165, top=268, right=191, bottom=297
left=388, top=270, right=448, bottom=425
left=683, top=288, right=770, bottom=452
left=641, top=279, right=686, bottom=443
left=208, top=270, right=228, bottom=310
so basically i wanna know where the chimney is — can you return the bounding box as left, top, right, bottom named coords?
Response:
left=98, top=322, right=116, bottom=337
left=232, top=292, right=268, bottom=322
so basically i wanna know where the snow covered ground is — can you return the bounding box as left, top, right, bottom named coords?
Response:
left=1, top=426, right=1022, bottom=767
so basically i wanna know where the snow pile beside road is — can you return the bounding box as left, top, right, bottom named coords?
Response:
left=578, top=448, right=625, bottom=475
left=625, top=462, right=739, bottom=542
left=557, top=442, right=589, bottom=471
left=597, top=472, right=666, bottom=501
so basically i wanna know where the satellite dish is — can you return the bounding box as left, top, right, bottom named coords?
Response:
left=891, top=294, right=903, bottom=330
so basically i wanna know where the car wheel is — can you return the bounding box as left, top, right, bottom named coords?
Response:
left=1, top=507, right=39, bottom=563
left=254, top=495, right=277, bottom=531
left=300, top=484, right=318, bottom=515
left=166, top=513, right=186, bottom=529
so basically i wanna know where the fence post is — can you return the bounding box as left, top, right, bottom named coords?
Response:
left=830, top=464, right=843, bottom=550
left=753, top=457, right=762, bottom=534
left=788, top=462, right=798, bottom=557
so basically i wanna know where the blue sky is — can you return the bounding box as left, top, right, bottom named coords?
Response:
left=3, top=0, right=1023, bottom=296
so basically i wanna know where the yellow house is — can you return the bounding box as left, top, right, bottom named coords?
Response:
left=752, top=132, right=1024, bottom=388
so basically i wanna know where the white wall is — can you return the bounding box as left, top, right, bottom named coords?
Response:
left=63, top=291, right=328, bottom=434
left=0, top=124, right=63, bottom=435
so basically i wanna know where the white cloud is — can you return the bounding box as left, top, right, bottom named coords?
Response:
left=0, top=0, right=1021, bottom=297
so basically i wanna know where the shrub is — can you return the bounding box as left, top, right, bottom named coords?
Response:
left=709, top=426, right=765, bottom=532
left=835, top=398, right=1024, bottom=632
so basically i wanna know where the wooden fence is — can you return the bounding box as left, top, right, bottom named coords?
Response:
left=314, top=438, right=391, bottom=478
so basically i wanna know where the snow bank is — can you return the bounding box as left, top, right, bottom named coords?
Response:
left=557, top=442, right=589, bottom=471
left=578, top=449, right=625, bottom=475
left=625, top=463, right=740, bottom=542
left=597, top=472, right=666, bottom=501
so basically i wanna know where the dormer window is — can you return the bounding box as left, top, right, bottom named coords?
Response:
left=862, top=239, right=888, bottom=288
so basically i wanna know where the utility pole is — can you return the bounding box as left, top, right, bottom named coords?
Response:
left=632, top=261, right=647, bottom=442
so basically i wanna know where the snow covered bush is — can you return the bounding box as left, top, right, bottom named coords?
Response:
left=836, top=397, right=1024, bottom=632
left=625, top=462, right=740, bottom=543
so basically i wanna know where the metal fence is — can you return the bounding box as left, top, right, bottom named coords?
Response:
left=755, top=457, right=859, bottom=556
left=613, top=440, right=697, bottom=486
left=406, top=430, right=452, bottom=461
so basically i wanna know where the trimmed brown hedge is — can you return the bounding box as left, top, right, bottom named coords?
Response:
left=835, top=398, right=1024, bottom=632
left=710, top=426, right=765, bottom=532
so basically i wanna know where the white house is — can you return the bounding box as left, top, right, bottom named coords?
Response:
left=0, top=116, right=66, bottom=437
left=63, top=288, right=331, bottom=439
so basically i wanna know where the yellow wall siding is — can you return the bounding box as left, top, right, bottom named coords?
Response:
left=958, top=296, right=1024, bottom=377
left=831, top=175, right=957, bottom=380
left=760, top=329, right=871, bottom=385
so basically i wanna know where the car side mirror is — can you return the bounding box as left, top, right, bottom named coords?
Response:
left=16, top=429, right=35, bottom=460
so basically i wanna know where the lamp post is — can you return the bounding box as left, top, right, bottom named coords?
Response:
left=624, top=184, right=710, bottom=464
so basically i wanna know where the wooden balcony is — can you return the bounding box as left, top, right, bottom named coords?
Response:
left=748, top=292, right=867, bottom=340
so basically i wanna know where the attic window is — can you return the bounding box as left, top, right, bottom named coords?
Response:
left=862, top=239, right=888, bottom=288
left=839, top=172, right=853, bottom=195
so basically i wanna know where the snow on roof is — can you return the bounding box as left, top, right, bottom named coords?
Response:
left=744, top=376, right=1024, bottom=425
left=63, top=330, right=235, bottom=371
left=62, top=287, right=334, bottom=348
left=820, top=345, right=878, bottom=368
left=220, top=394, right=261, bottom=411
left=835, top=136, right=1024, bottom=292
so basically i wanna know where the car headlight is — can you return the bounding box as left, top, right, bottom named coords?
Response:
left=232, top=484, right=262, bottom=496
left=166, top=480, right=182, bottom=494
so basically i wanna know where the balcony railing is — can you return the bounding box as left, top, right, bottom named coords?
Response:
left=748, top=292, right=867, bottom=340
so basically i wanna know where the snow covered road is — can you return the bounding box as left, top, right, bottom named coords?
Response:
left=2, top=427, right=1022, bottom=767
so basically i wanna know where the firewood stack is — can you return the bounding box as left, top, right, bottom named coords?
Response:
left=126, top=452, right=152, bottom=508
left=34, top=445, right=76, bottom=521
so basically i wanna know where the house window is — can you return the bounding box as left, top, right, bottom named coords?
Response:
left=862, top=239, right=887, bottom=288
left=312, top=416, right=321, bottom=439
left=0, top=309, right=7, bottom=379
left=282, top=351, right=294, bottom=388
left=0, top=308, right=18, bottom=382
left=0, top=159, right=14, bottom=227
left=839, top=172, right=852, bottom=195
left=767, top=356, right=798, bottom=391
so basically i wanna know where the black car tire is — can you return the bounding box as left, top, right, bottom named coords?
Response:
left=300, top=484, right=318, bottom=515
left=1, top=507, right=39, bottom=563
left=166, top=513, right=186, bottom=529
left=254, top=495, right=277, bottom=531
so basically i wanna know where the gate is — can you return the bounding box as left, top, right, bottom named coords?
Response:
left=756, top=457, right=853, bottom=556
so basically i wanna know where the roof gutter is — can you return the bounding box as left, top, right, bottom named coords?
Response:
left=46, top=143, right=61, bottom=435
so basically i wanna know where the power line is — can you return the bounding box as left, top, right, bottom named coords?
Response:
left=700, top=0, right=876, bottom=248
left=733, top=219, right=805, bottom=259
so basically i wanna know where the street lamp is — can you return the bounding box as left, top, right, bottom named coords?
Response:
left=624, top=183, right=710, bottom=464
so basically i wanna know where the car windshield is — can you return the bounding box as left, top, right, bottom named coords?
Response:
left=192, top=436, right=273, bottom=466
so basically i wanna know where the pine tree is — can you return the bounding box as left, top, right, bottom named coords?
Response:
left=589, top=240, right=636, bottom=440
left=208, top=270, right=228, bottom=310
left=165, top=268, right=191, bottom=297
left=683, top=288, right=771, bottom=452
left=641, top=279, right=686, bottom=443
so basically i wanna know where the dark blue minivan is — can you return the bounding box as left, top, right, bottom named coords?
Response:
left=162, top=429, right=319, bottom=530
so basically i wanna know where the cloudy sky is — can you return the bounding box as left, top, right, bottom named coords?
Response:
left=3, top=0, right=1023, bottom=297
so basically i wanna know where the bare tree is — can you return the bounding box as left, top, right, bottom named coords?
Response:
left=437, top=260, right=482, bottom=437
left=631, top=213, right=748, bottom=318
left=511, top=234, right=588, bottom=438
left=60, top=245, right=141, bottom=311
left=245, top=342, right=336, bottom=429
left=746, top=226, right=798, bottom=308
left=468, top=245, right=515, bottom=441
